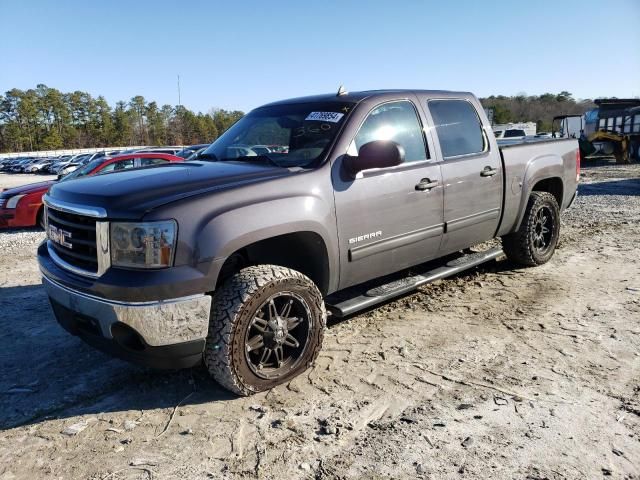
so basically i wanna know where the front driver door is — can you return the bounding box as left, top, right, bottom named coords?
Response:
left=333, top=99, right=444, bottom=289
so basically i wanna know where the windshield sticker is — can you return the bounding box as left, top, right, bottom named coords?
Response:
left=305, top=111, right=344, bottom=123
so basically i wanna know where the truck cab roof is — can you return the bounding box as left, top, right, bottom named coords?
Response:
left=261, top=89, right=475, bottom=108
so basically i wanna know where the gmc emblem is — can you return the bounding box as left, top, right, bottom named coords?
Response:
left=49, top=225, right=72, bottom=249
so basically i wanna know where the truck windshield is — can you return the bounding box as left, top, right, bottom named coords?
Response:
left=199, top=102, right=354, bottom=168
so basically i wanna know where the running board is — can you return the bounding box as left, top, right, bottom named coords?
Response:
left=326, top=247, right=504, bottom=318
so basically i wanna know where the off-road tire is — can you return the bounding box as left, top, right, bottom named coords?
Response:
left=204, top=265, right=326, bottom=396
left=502, top=191, right=560, bottom=266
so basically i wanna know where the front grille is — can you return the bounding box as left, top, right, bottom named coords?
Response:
left=0, top=198, right=5, bottom=208
left=47, top=207, right=99, bottom=274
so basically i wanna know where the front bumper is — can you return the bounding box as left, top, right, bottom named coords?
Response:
left=0, top=209, right=15, bottom=227
left=0, top=207, right=35, bottom=228
left=43, top=274, right=212, bottom=369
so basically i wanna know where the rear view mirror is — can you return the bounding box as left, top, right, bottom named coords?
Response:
left=344, top=140, right=405, bottom=176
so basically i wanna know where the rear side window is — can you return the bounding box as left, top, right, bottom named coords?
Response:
left=428, top=99, right=486, bottom=158
left=349, top=100, right=428, bottom=163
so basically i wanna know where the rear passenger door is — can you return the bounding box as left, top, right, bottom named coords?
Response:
left=333, top=98, right=444, bottom=289
left=426, top=98, right=503, bottom=254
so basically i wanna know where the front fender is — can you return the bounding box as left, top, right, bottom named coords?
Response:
left=194, top=195, right=339, bottom=291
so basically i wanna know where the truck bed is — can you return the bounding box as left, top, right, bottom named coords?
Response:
left=497, top=137, right=579, bottom=237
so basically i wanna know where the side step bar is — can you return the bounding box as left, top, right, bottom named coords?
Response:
left=326, top=247, right=504, bottom=318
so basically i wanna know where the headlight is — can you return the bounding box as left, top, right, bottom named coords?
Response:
left=110, top=220, right=177, bottom=269
left=6, top=194, right=25, bottom=209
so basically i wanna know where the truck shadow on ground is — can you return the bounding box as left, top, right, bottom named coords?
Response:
left=0, top=284, right=235, bottom=431
left=1, top=256, right=519, bottom=431
left=579, top=178, right=640, bottom=196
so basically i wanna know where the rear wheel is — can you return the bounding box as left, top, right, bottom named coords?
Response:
left=204, top=265, right=326, bottom=396
left=502, top=191, right=560, bottom=266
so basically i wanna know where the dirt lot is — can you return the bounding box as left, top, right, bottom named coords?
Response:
left=0, top=163, right=638, bottom=480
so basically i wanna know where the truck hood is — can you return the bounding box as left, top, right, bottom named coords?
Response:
left=2, top=180, right=55, bottom=196
left=47, top=161, right=291, bottom=219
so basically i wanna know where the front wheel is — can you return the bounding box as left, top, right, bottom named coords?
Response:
left=204, top=265, right=326, bottom=396
left=502, top=191, right=560, bottom=266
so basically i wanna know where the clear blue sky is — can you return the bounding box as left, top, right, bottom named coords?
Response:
left=1, top=0, right=638, bottom=113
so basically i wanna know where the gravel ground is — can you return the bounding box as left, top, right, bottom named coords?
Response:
left=0, top=162, right=638, bottom=479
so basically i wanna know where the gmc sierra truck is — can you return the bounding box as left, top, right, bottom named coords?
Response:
left=38, top=89, right=579, bottom=395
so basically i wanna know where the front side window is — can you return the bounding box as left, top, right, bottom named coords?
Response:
left=348, top=101, right=428, bottom=163
left=428, top=99, right=486, bottom=158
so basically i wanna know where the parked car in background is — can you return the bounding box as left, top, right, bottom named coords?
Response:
left=535, top=132, right=553, bottom=139
left=57, top=154, right=93, bottom=175
left=137, top=146, right=183, bottom=155
left=249, top=145, right=274, bottom=155
left=0, top=158, right=22, bottom=171
left=185, top=148, right=208, bottom=161
left=0, top=153, right=183, bottom=229
left=494, top=128, right=527, bottom=140
left=60, top=150, right=124, bottom=175
left=27, top=158, right=54, bottom=173
left=49, top=154, right=84, bottom=174
left=176, top=144, right=210, bottom=158
left=176, top=143, right=210, bottom=158
left=10, top=158, right=37, bottom=172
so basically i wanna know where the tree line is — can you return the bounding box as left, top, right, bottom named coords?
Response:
left=0, top=85, right=597, bottom=153
left=0, top=84, right=244, bottom=153
left=479, top=91, right=596, bottom=132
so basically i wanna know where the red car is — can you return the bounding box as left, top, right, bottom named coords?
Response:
left=0, top=153, right=184, bottom=229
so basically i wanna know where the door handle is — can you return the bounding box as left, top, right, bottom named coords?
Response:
left=415, top=178, right=439, bottom=191
left=481, top=166, right=498, bottom=177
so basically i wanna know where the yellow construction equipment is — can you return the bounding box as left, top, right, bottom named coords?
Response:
left=588, top=131, right=631, bottom=164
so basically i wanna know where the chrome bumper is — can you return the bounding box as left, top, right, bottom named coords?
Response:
left=42, top=275, right=211, bottom=346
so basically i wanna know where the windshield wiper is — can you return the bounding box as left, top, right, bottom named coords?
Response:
left=221, top=155, right=281, bottom=168
left=196, top=152, right=219, bottom=161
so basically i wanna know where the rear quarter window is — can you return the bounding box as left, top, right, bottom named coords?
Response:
left=428, top=99, right=486, bottom=158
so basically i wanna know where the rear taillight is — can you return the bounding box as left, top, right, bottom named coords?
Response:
left=576, top=149, right=580, bottom=182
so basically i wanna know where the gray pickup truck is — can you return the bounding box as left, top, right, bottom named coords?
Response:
left=38, top=89, right=579, bottom=395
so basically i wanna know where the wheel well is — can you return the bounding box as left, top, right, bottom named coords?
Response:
left=532, top=177, right=563, bottom=207
left=216, top=231, right=330, bottom=295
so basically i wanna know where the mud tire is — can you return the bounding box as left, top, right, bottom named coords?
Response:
left=204, top=265, right=326, bottom=396
left=502, top=191, right=560, bottom=267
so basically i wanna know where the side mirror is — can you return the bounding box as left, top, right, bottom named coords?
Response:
left=344, top=140, right=405, bottom=176
left=57, top=174, right=62, bottom=180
